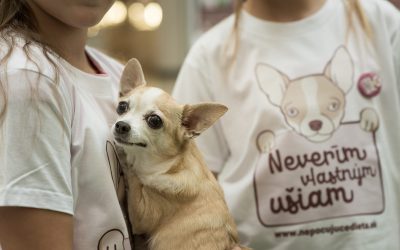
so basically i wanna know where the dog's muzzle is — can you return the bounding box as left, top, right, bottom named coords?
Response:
left=113, top=121, right=147, bottom=148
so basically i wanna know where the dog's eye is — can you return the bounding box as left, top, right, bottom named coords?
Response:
left=117, top=101, right=129, bottom=115
left=146, top=114, right=163, bottom=129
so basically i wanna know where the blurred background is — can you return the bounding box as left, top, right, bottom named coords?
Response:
left=88, top=0, right=233, bottom=93
left=88, top=0, right=400, bottom=93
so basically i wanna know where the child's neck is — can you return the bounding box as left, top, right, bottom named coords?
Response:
left=244, top=0, right=326, bottom=22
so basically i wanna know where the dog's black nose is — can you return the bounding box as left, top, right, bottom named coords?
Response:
left=309, top=120, right=322, bottom=131
left=115, top=121, right=131, bottom=134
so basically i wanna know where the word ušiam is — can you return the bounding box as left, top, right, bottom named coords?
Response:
left=267, top=145, right=377, bottom=214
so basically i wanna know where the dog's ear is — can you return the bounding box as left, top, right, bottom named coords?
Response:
left=120, top=58, right=146, bottom=96
left=256, top=63, right=289, bottom=107
left=324, top=46, right=354, bottom=93
left=182, top=103, right=228, bottom=139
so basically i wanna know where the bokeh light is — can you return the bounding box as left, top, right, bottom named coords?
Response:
left=128, top=2, right=163, bottom=31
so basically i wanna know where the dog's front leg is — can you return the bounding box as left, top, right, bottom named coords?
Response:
left=127, top=172, right=162, bottom=235
left=142, top=169, right=200, bottom=199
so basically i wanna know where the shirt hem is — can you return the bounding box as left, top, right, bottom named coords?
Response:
left=0, top=188, right=74, bottom=215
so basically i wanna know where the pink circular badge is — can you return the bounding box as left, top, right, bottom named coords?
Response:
left=357, top=72, right=381, bottom=98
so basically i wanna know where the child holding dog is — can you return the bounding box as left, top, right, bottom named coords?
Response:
left=0, top=0, right=133, bottom=249
left=0, top=1, right=249, bottom=249
left=173, top=0, right=400, bottom=249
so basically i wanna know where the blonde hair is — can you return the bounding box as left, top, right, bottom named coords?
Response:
left=227, top=0, right=373, bottom=65
left=345, top=0, right=373, bottom=41
left=0, top=0, right=60, bottom=127
left=223, top=0, right=246, bottom=69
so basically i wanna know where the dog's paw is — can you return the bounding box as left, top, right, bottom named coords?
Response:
left=256, top=130, right=275, bottom=153
left=360, top=108, right=379, bottom=132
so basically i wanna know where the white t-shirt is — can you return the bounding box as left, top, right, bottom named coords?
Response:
left=0, top=41, right=132, bottom=249
left=173, top=0, right=400, bottom=249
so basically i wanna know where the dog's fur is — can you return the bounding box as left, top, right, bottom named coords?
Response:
left=113, top=59, right=250, bottom=250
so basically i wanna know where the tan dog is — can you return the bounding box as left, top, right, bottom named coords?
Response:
left=112, top=59, right=250, bottom=250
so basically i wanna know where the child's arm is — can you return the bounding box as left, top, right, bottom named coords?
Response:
left=0, top=70, right=73, bottom=249
left=0, top=207, right=72, bottom=250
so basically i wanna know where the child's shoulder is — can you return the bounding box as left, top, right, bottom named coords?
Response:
left=197, top=15, right=235, bottom=45
left=361, top=0, right=400, bottom=28
left=185, top=15, right=235, bottom=63
left=0, top=37, right=59, bottom=80
left=361, top=0, right=399, bottom=13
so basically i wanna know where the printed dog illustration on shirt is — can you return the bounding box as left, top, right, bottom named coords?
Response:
left=256, top=46, right=379, bottom=152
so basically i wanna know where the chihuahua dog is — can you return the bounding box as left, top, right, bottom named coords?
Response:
left=112, top=59, right=250, bottom=250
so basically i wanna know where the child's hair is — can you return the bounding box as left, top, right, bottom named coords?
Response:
left=223, top=0, right=245, bottom=69
left=0, top=0, right=60, bottom=128
left=345, top=0, right=373, bottom=41
left=226, top=0, right=373, bottom=66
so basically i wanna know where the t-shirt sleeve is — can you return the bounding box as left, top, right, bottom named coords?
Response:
left=172, top=48, right=230, bottom=173
left=390, top=8, right=400, bottom=96
left=377, top=0, right=400, bottom=98
left=0, top=69, right=73, bottom=214
left=382, top=1, right=400, bottom=96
